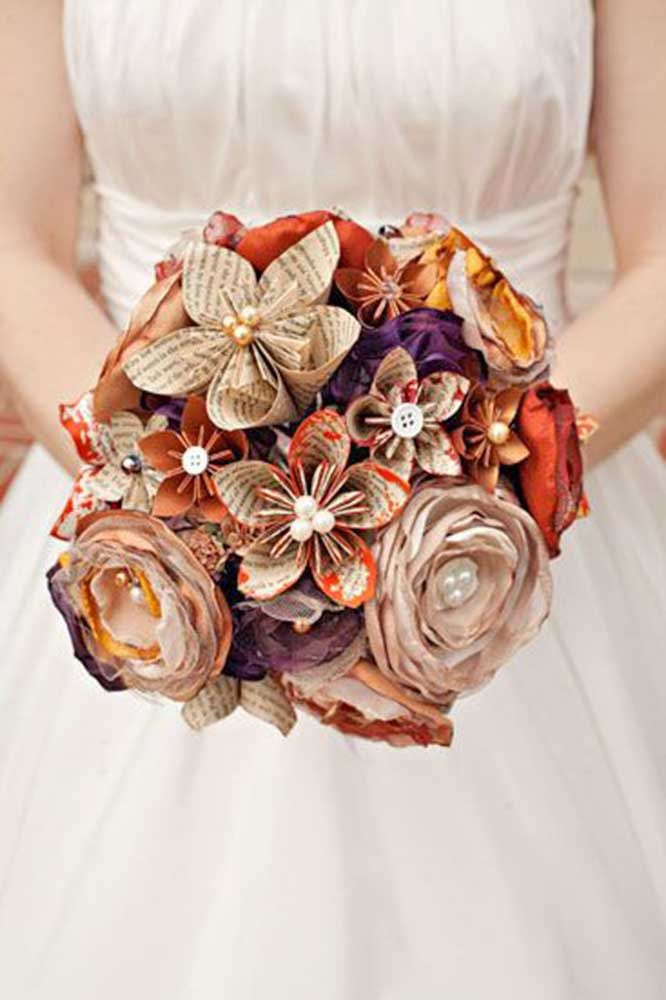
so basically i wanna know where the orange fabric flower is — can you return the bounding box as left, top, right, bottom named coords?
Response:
left=451, top=383, right=529, bottom=492
left=517, top=383, right=584, bottom=557
left=140, top=396, right=248, bottom=521
left=335, top=237, right=438, bottom=326
left=235, top=210, right=374, bottom=272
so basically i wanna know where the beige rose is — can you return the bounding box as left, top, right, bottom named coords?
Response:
left=49, top=510, right=232, bottom=701
left=365, top=481, right=552, bottom=700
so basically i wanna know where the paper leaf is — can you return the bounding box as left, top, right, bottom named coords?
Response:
left=312, top=530, right=376, bottom=608
left=343, top=461, right=410, bottom=529
left=123, top=327, right=224, bottom=395
left=214, top=460, right=287, bottom=526
left=258, top=221, right=340, bottom=309
left=181, top=675, right=240, bottom=730
left=237, top=538, right=308, bottom=600
left=239, top=675, right=297, bottom=736
left=288, top=409, right=350, bottom=480
left=182, top=242, right=257, bottom=324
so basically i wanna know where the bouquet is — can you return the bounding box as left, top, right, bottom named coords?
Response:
left=48, top=209, right=594, bottom=748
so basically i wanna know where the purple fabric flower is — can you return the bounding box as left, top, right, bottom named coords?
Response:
left=324, top=307, right=484, bottom=407
left=47, top=564, right=126, bottom=692
left=224, top=578, right=364, bottom=680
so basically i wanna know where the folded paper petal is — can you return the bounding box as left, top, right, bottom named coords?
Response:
left=237, top=538, right=309, bottom=600
left=288, top=408, right=350, bottom=480
left=311, top=529, right=376, bottom=608
left=181, top=241, right=257, bottom=325
left=123, top=327, right=225, bottom=396
left=258, top=220, right=340, bottom=308
left=342, top=461, right=411, bottom=529
left=139, top=430, right=184, bottom=472
left=214, top=460, right=288, bottom=527
left=414, top=425, right=463, bottom=476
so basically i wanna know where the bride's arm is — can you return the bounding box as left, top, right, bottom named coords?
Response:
left=0, top=2, right=115, bottom=475
left=554, top=0, right=666, bottom=466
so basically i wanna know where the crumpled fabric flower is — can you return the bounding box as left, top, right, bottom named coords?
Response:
left=139, top=395, right=248, bottom=521
left=517, top=383, right=584, bottom=557
left=346, top=347, right=469, bottom=480
left=48, top=510, right=232, bottom=701
left=122, top=221, right=360, bottom=431
left=325, top=307, right=483, bottom=408
left=335, top=237, right=438, bottom=326
left=365, top=480, right=552, bottom=701
left=51, top=391, right=167, bottom=539
left=445, top=243, right=551, bottom=383
left=214, top=408, right=410, bottom=607
left=451, top=383, right=529, bottom=492
left=234, top=209, right=373, bottom=272
left=282, top=649, right=454, bottom=748
left=224, top=577, right=365, bottom=680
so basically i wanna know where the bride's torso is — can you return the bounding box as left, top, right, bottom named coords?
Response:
left=64, top=0, right=593, bottom=328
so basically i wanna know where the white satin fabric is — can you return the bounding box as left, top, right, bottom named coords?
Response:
left=1, top=2, right=665, bottom=998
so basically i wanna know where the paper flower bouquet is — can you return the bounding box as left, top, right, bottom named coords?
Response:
left=48, top=209, right=592, bottom=748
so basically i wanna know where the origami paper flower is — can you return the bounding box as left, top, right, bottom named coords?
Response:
left=282, top=651, right=454, bottom=748
left=335, top=237, right=438, bottom=326
left=346, top=347, right=469, bottom=480
left=451, top=383, right=529, bottom=492
left=325, top=306, right=483, bottom=407
left=139, top=395, right=248, bottom=521
left=48, top=510, right=232, bottom=701
left=517, top=383, right=584, bottom=556
left=52, top=391, right=168, bottom=540
left=365, top=481, right=552, bottom=701
left=122, top=221, right=360, bottom=431
left=445, top=244, right=551, bottom=383
left=214, top=409, right=410, bottom=607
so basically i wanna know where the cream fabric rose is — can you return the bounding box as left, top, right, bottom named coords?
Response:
left=49, top=510, right=232, bottom=701
left=365, top=480, right=552, bottom=700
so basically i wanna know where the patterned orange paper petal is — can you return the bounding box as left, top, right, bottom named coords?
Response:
left=50, top=467, right=108, bottom=540
left=312, top=529, right=376, bottom=608
left=139, top=430, right=184, bottom=473
left=419, top=371, right=470, bottom=422
left=288, top=409, right=350, bottom=480
left=342, top=461, right=410, bottom=529
left=214, top=460, right=288, bottom=527
left=151, top=474, right=194, bottom=518
left=237, top=538, right=308, bottom=601
left=59, top=392, right=110, bottom=466
left=414, top=426, right=463, bottom=476
left=345, top=394, right=389, bottom=445
left=372, top=347, right=417, bottom=398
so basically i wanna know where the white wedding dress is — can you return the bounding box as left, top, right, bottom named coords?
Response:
left=1, top=2, right=665, bottom=997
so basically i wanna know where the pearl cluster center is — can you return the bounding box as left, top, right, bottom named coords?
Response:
left=289, top=494, right=336, bottom=542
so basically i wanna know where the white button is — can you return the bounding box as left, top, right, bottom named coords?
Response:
left=181, top=445, right=209, bottom=475
left=390, top=402, right=424, bottom=439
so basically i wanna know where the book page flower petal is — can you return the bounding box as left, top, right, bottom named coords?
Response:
left=214, top=460, right=288, bottom=527
left=123, top=327, right=225, bottom=396
left=238, top=539, right=308, bottom=601
left=415, top=426, right=463, bottom=476
left=342, top=461, right=410, bottom=529
left=419, top=371, right=470, bottom=421
left=278, top=305, right=360, bottom=413
left=258, top=221, right=340, bottom=309
left=312, top=530, right=376, bottom=608
left=288, top=409, right=350, bottom=480
left=182, top=241, right=257, bottom=325
left=206, top=349, right=298, bottom=430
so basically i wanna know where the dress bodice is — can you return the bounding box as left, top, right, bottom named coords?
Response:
left=64, top=0, right=594, bottom=328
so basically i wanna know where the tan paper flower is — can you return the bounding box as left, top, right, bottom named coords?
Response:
left=365, top=481, right=552, bottom=701
left=214, top=409, right=410, bottom=608
left=49, top=510, right=232, bottom=701
left=451, top=383, right=529, bottom=492
left=335, top=237, right=438, bottom=326
left=139, top=395, right=248, bottom=521
left=122, top=221, right=360, bottom=430
left=346, top=347, right=469, bottom=480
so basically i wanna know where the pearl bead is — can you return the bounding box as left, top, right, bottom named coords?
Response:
left=233, top=322, right=253, bottom=347
left=437, top=556, right=479, bottom=609
left=181, top=445, right=209, bottom=475
left=239, top=305, right=261, bottom=327
left=487, top=420, right=510, bottom=445
left=121, top=452, right=142, bottom=474
left=221, top=314, right=237, bottom=333
left=312, top=508, right=336, bottom=534
left=289, top=518, right=314, bottom=542
left=391, top=402, right=424, bottom=439
left=292, top=619, right=312, bottom=635
left=129, top=584, right=145, bottom=605
left=294, top=494, right=318, bottom=519
left=114, top=569, right=130, bottom=588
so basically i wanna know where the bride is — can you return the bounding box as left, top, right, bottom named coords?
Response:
left=1, top=2, right=665, bottom=997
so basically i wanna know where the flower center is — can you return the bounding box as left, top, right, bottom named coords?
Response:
left=220, top=305, right=261, bottom=347
left=487, top=420, right=510, bottom=446
left=437, top=556, right=479, bottom=609
left=380, top=277, right=402, bottom=300
left=181, top=445, right=209, bottom=475
left=120, top=452, right=143, bottom=474
left=390, top=402, right=424, bottom=439
left=289, top=494, right=336, bottom=542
